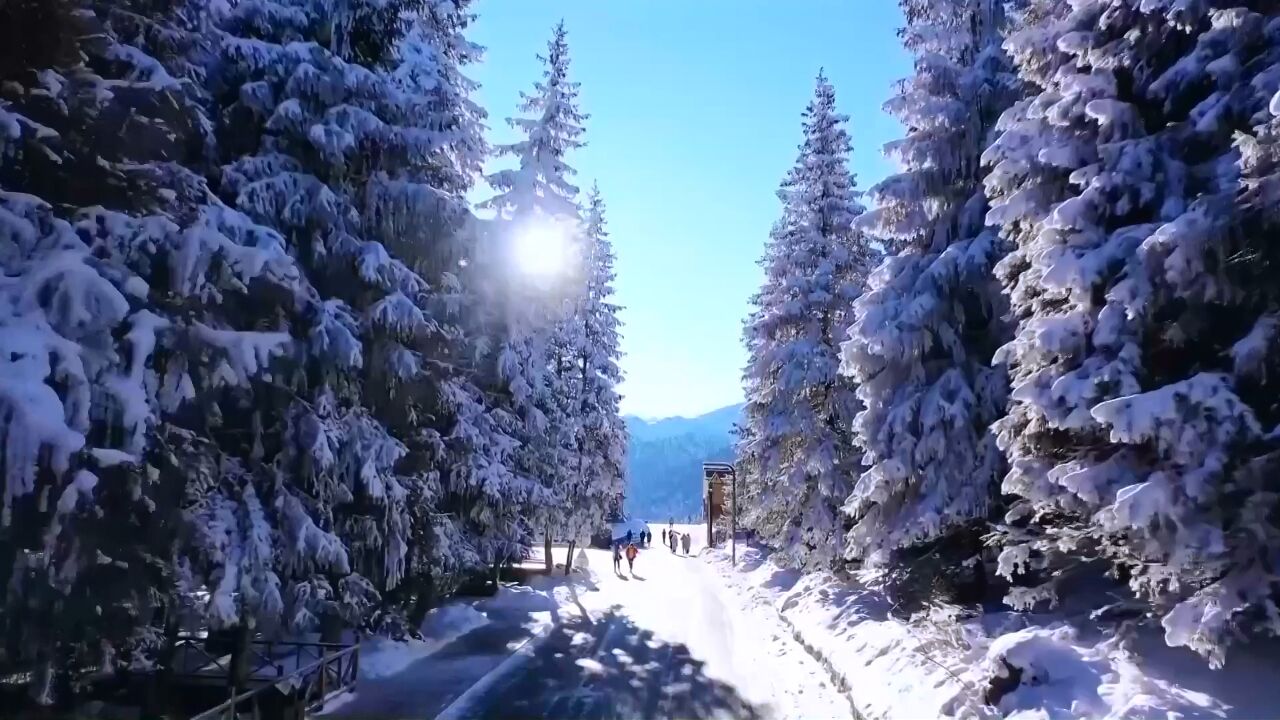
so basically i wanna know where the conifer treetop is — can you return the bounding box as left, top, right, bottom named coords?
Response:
left=480, top=21, right=587, bottom=221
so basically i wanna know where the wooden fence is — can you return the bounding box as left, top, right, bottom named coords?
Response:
left=171, top=636, right=358, bottom=720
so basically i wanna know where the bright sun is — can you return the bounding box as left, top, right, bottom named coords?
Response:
left=512, top=219, right=571, bottom=278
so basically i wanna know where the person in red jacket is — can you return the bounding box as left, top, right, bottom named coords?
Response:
left=625, top=542, right=639, bottom=573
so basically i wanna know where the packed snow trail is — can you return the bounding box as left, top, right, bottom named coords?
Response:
left=458, top=527, right=850, bottom=719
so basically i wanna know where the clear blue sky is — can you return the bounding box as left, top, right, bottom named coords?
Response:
left=469, top=1, right=910, bottom=420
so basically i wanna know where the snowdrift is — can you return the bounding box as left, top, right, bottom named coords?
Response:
left=708, top=544, right=1280, bottom=720
left=360, top=604, right=491, bottom=679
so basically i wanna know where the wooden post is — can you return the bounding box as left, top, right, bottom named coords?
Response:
left=544, top=531, right=553, bottom=573
left=351, top=644, right=359, bottom=693
left=706, top=487, right=713, bottom=548
left=318, top=645, right=328, bottom=705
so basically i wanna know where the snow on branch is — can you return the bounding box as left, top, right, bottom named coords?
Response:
left=192, top=323, right=291, bottom=388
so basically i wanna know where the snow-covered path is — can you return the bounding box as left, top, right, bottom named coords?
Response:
left=462, top=527, right=851, bottom=719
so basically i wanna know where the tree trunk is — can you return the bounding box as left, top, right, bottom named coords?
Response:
left=564, top=541, right=577, bottom=576
left=53, top=641, right=77, bottom=712
left=319, top=612, right=344, bottom=644
left=544, top=532, right=553, bottom=574
left=142, top=608, right=180, bottom=720
left=406, top=574, right=436, bottom=632
left=229, top=622, right=253, bottom=698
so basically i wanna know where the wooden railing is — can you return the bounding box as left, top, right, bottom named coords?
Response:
left=181, top=638, right=359, bottom=720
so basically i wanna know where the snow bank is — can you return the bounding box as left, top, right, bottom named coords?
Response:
left=359, top=559, right=606, bottom=682
left=707, top=543, right=1280, bottom=720
left=782, top=571, right=967, bottom=719
left=968, top=624, right=1237, bottom=719
left=360, top=604, right=490, bottom=679
left=717, top=549, right=965, bottom=719
left=323, top=557, right=602, bottom=719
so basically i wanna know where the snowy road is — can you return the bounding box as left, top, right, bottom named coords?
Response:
left=457, top=528, right=851, bottom=720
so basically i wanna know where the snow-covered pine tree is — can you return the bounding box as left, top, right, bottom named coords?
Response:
left=985, top=0, right=1280, bottom=664
left=206, top=0, right=451, bottom=637
left=739, top=72, right=875, bottom=569
left=559, top=184, right=627, bottom=569
left=838, top=0, right=1019, bottom=584
left=0, top=0, right=324, bottom=700
left=734, top=413, right=766, bottom=534
left=475, top=21, right=588, bottom=569
left=363, top=0, right=521, bottom=627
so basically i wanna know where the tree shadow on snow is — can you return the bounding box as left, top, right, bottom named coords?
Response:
left=473, top=609, right=768, bottom=720
left=762, top=568, right=800, bottom=592
left=735, top=548, right=769, bottom=574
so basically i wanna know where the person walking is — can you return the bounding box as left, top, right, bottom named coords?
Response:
left=626, top=530, right=633, bottom=546
left=681, top=532, right=691, bottom=556
left=669, top=531, right=677, bottom=554
left=661, top=528, right=667, bottom=545
left=612, top=543, right=622, bottom=574
left=625, top=542, right=639, bottom=573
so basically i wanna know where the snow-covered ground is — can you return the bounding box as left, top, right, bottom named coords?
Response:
left=561, top=524, right=850, bottom=719
left=320, top=568, right=598, bottom=718
left=707, top=541, right=1280, bottom=720
left=330, top=526, right=850, bottom=719
left=360, top=604, right=491, bottom=679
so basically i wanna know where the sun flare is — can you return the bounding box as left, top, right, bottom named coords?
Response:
left=512, top=219, right=571, bottom=278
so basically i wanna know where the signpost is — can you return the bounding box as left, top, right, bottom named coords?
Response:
left=702, top=462, right=737, bottom=565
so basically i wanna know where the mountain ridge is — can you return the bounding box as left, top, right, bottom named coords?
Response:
left=624, top=402, right=743, bottom=521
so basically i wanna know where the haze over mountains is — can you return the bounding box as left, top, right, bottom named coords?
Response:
left=624, top=402, right=743, bottom=521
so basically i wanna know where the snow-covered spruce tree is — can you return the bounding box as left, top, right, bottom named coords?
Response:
left=558, top=184, right=627, bottom=571
left=371, top=2, right=543, bottom=625
left=738, top=72, right=875, bottom=569
left=985, top=0, right=1280, bottom=664
left=0, top=0, right=327, bottom=700
left=838, top=0, right=1020, bottom=594
left=733, top=416, right=765, bottom=535
left=475, top=21, right=588, bottom=571
left=205, top=0, right=457, bottom=638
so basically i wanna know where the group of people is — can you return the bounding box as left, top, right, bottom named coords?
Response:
left=662, top=526, right=691, bottom=555
left=612, top=528, right=649, bottom=575
left=620, top=528, right=651, bottom=549
left=610, top=523, right=695, bottom=576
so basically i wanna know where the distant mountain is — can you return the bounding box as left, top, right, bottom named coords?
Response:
left=623, top=402, right=744, bottom=522
left=625, top=403, right=743, bottom=442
